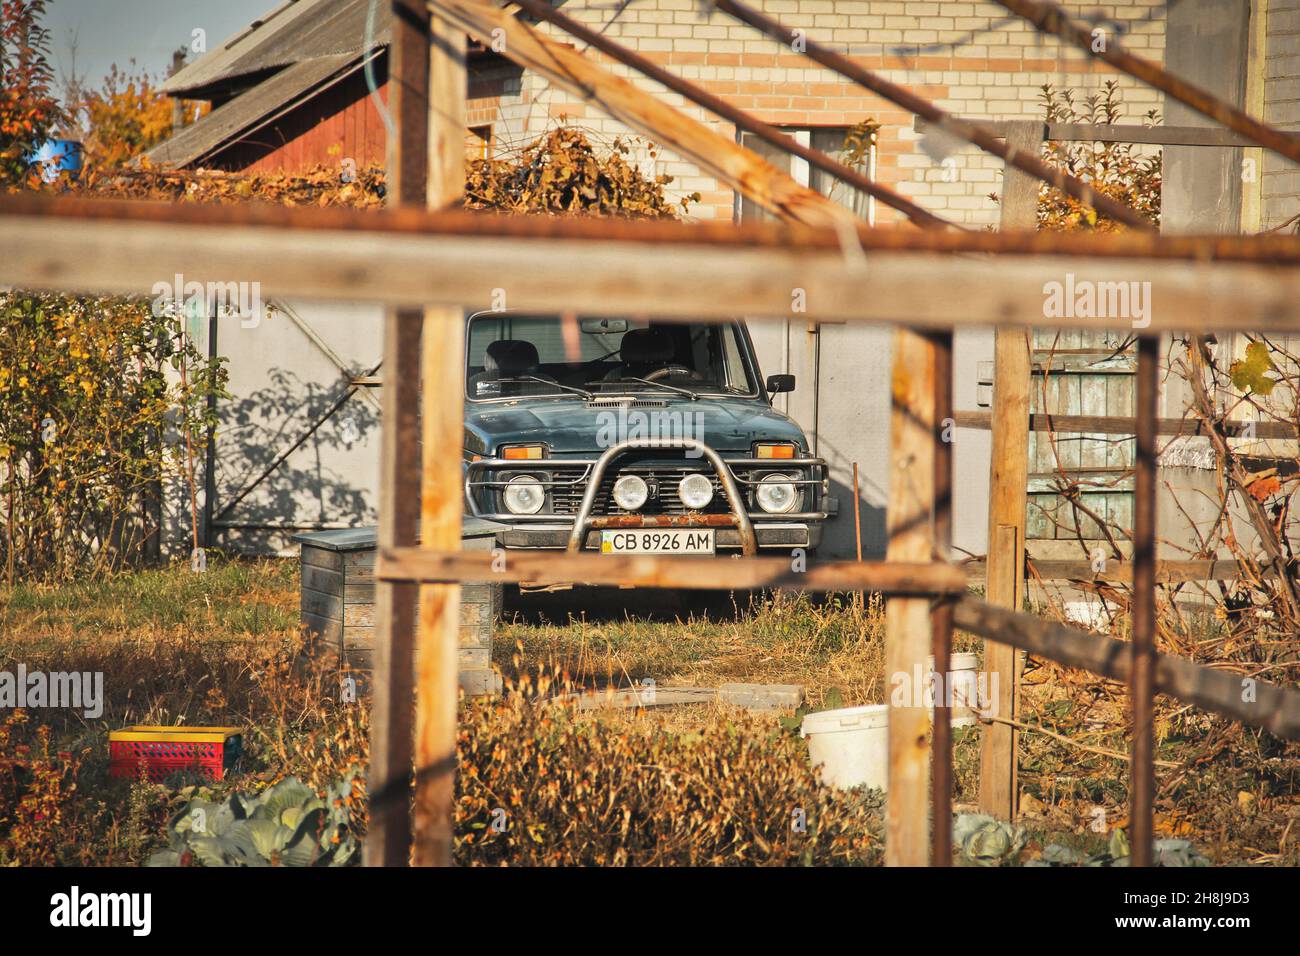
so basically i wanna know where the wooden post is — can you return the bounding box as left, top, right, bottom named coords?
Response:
left=979, top=120, right=1041, bottom=819
left=412, top=6, right=468, bottom=868
left=885, top=328, right=937, bottom=865
left=365, top=0, right=434, bottom=867
left=1130, top=335, right=1159, bottom=866
left=930, top=331, right=954, bottom=866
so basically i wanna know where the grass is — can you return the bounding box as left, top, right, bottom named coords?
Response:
left=0, top=558, right=1296, bottom=865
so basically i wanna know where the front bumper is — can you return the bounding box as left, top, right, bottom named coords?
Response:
left=466, top=437, right=829, bottom=555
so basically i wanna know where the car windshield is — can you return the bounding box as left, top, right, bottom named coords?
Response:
left=465, top=313, right=758, bottom=400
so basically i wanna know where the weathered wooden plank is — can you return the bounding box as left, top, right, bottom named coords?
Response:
left=302, top=588, right=343, bottom=623
left=302, top=563, right=344, bottom=596
left=953, top=597, right=1300, bottom=740
left=301, top=546, right=344, bottom=572
left=11, top=211, right=1300, bottom=333
left=981, top=120, right=1040, bottom=821
left=377, top=548, right=969, bottom=595
left=955, top=411, right=1295, bottom=439
left=412, top=6, right=468, bottom=870
left=884, top=328, right=936, bottom=866
left=428, top=0, right=854, bottom=232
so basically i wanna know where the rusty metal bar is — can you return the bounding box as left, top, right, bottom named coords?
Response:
left=930, top=330, right=954, bottom=867
left=993, top=0, right=1300, bottom=167
left=511, top=0, right=952, bottom=231
left=11, top=193, right=1300, bottom=262
left=713, top=0, right=1155, bottom=231
left=1130, top=334, right=1158, bottom=867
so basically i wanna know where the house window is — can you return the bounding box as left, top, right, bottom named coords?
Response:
left=466, top=125, right=493, bottom=161
left=738, top=126, right=876, bottom=223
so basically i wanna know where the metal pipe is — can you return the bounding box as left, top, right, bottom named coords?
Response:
left=565, top=439, right=758, bottom=554
left=1130, top=334, right=1159, bottom=867
left=713, top=0, right=1155, bottom=231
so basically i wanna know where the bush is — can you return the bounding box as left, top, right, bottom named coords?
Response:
left=0, top=291, right=223, bottom=580
left=455, top=671, right=882, bottom=866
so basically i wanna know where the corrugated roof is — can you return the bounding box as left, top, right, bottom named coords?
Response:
left=162, top=0, right=389, bottom=98
left=145, top=52, right=370, bottom=168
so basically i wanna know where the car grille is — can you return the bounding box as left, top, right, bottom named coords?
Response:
left=551, top=467, right=731, bottom=516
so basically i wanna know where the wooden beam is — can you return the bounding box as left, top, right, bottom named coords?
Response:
left=412, top=5, right=467, bottom=869
left=884, top=329, right=937, bottom=865
left=978, top=558, right=1283, bottom=584
left=980, top=121, right=1040, bottom=821
left=364, top=0, right=432, bottom=869
left=11, top=210, right=1300, bottom=333
left=510, top=0, right=951, bottom=231
left=377, top=548, right=968, bottom=594
left=993, top=0, right=1300, bottom=167
left=715, top=0, right=1154, bottom=231
left=914, top=117, right=1259, bottom=148
left=427, top=0, right=856, bottom=231
left=930, top=330, right=955, bottom=867
left=953, top=597, right=1300, bottom=741
left=12, top=192, right=1300, bottom=262
left=1129, top=335, right=1159, bottom=867
left=954, top=410, right=1297, bottom=440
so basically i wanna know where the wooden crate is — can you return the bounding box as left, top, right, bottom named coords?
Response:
left=295, top=521, right=503, bottom=696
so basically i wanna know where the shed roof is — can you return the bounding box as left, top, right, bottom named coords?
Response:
left=162, top=0, right=390, bottom=99
left=146, top=51, right=376, bottom=168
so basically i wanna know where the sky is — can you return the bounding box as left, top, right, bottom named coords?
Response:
left=44, top=0, right=276, bottom=94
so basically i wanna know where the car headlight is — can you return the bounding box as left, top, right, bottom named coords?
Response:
left=612, top=474, right=649, bottom=511
left=755, top=473, right=799, bottom=514
left=503, top=475, right=545, bottom=514
left=677, top=473, right=714, bottom=510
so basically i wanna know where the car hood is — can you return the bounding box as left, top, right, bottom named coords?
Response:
left=464, top=394, right=809, bottom=457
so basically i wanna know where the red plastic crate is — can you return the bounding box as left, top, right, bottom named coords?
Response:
left=108, top=726, right=243, bottom=782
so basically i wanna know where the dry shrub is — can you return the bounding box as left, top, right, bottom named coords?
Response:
left=455, top=669, right=882, bottom=866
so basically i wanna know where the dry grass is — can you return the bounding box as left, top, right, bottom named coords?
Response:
left=1, top=558, right=1296, bottom=865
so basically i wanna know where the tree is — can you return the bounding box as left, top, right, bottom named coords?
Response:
left=0, top=0, right=63, bottom=188
left=80, top=62, right=174, bottom=174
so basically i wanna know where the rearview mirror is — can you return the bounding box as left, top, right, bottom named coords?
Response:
left=580, top=318, right=629, bottom=334
left=766, top=374, right=795, bottom=394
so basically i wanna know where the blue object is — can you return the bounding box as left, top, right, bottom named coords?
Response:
left=27, top=138, right=83, bottom=183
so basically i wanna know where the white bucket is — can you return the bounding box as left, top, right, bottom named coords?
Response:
left=927, top=651, right=981, bottom=727
left=801, top=704, right=890, bottom=791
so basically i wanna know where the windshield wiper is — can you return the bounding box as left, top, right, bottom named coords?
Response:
left=495, top=376, right=594, bottom=400
left=617, top=376, right=701, bottom=400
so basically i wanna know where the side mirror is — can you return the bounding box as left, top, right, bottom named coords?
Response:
left=766, top=373, right=795, bottom=395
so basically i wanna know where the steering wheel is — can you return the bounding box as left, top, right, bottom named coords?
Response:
left=645, top=365, right=705, bottom=382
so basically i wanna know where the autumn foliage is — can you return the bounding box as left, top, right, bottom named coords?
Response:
left=0, top=0, right=62, bottom=187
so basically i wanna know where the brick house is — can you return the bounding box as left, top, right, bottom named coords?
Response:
left=150, top=0, right=1298, bottom=569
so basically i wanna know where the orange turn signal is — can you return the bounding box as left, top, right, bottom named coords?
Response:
left=502, top=444, right=544, bottom=460
left=755, top=443, right=795, bottom=459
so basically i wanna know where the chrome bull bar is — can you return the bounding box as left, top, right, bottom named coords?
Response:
left=565, top=438, right=758, bottom=555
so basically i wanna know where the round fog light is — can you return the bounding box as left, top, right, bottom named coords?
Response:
left=612, top=474, right=649, bottom=511
left=677, top=473, right=714, bottom=510
left=756, top=473, right=799, bottom=514
left=503, top=475, right=544, bottom=514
